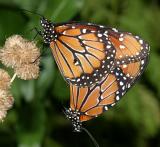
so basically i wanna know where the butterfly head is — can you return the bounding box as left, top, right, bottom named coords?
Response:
left=40, top=17, right=55, bottom=44
left=65, top=108, right=82, bottom=132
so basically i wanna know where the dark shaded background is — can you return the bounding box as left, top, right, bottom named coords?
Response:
left=0, top=0, right=160, bottom=147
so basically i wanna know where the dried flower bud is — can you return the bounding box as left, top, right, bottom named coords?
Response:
left=0, top=69, right=11, bottom=90
left=15, top=62, right=40, bottom=80
left=0, top=35, right=40, bottom=68
left=0, top=90, right=14, bottom=121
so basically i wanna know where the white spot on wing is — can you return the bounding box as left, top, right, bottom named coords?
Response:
left=104, top=33, right=108, bottom=37
left=77, top=78, right=80, bottom=82
left=116, top=96, right=120, bottom=100
left=119, top=37, right=124, bottom=41
left=82, top=29, right=87, bottom=33
left=104, top=106, right=108, bottom=110
left=123, top=64, right=127, bottom=68
left=98, top=33, right=102, bottom=37
left=78, top=36, right=82, bottom=39
left=139, top=40, right=143, bottom=44
left=74, top=61, right=79, bottom=66
left=120, top=34, right=124, bottom=37
left=112, top=28, right=118, bottom=32
left=120, top=81, right=124, bottom=86
left=128, top=84, right=131, bottom=88
left=107, top=45, right=111, bottom=49
left=63, top=31, right=66, bottom=35
left=100, top=25, right=104, bottom=28
left=120, top=45, right=125, bottom=49
left=141, top=60, right=145, bottom=65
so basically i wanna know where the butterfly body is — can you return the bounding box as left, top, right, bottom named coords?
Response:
left=40, top=18, right=55, bottom=44
left=65, top=108, right=82, bottom=132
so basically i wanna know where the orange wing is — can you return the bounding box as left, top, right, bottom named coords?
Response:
left=119, top=56, right=149, bottom=88
left=108, top=28, right=150, bottom=86
left=50, top=23, right=116, bottom=87
left=69, top=53, right=149, bottom=122
left=107, top=29, right=150, bottom=65
left=69, top=67, right=130, bottom=122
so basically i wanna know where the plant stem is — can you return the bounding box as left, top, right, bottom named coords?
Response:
left=10, top=73, right=17, bottom=83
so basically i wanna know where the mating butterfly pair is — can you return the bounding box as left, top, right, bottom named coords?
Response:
left=40, top=17, right=150, bottom=132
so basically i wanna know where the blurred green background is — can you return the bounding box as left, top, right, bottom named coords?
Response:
left=0, top=0, right=160, bottom=147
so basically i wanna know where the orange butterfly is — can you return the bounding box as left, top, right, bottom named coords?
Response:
left=64, top=55, right=149, bottom=132
left=40, top=18, right=149, bottom=87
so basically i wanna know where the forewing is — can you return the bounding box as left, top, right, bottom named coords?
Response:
left=50, top=23, right=116, bottom=87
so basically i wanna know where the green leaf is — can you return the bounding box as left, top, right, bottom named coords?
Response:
left=52, top=71, right=69, bottom=100
left=20, top=80, right=35, bottom=102
left=37, top=55, right=55, bottom=98
left=105, top=84, right=160, bottom=137
left=17, top=102, right=46, bottom=147
left=11, top=79, right=23, bottom=106
left=45, top=0, right=83, bottom=22
left=145, top=53, right=160, bottom=97
left=0, top=8, right=27, bottom=45
left=13, top=0, right=44, bottom=11
left=44, top=138, right=62, bottom=147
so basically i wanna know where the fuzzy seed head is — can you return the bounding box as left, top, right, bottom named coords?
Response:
left=0, top=35, right=40, bottom=68
left=0, top=90, right=14, bottom=121
left=0, top=69, right=11, bottom=91
left=15, top=63, right=40, bottom=80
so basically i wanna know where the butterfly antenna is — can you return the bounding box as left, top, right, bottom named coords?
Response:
left=32, top=28, right=40, bottom=40
left=81, top=127, right=99, bottom=147
left=62, top=107, right=67, bottom=115
left=19, top=8, right=44, bottom=18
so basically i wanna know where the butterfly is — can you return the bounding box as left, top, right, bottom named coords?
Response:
left=39, top=17, right=149, bottom=87
left=64, top=54, right=149, bottom=132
